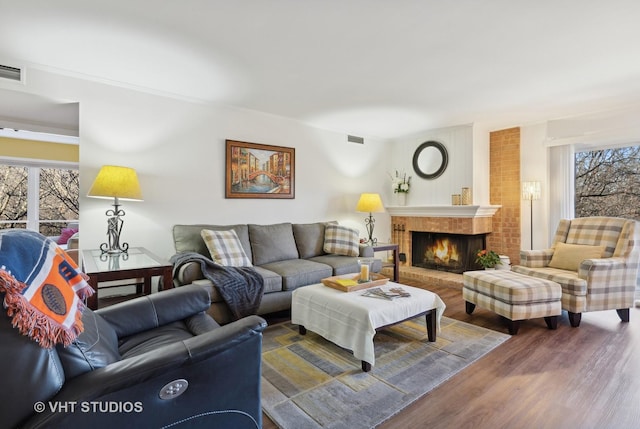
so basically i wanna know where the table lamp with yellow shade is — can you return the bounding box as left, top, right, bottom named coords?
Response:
left=356, top=193, right=385, bottom=246
left=87, top=165, right=143, bottom=254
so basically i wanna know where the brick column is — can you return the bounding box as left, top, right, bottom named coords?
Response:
left=489, top=128, right=521, bottom=265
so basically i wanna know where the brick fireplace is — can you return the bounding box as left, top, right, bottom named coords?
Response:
left=412, top=231, right=486, bottom=273
left=388, top=205, right=500, bottom=277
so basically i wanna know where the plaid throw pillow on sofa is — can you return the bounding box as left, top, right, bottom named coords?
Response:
left=323, top=224, right=359, bottom=257
left=201, top=229, right=253, bottom=267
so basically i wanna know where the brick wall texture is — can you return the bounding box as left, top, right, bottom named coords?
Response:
left=390, top=127, right=522, bottom=269
left=489, top=127, right=521, bottom=264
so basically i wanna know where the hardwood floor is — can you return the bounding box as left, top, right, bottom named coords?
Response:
left=262, top=277, right=640, bottom=429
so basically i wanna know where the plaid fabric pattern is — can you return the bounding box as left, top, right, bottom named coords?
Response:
left=462, top=288, right=561, bottom=321
left=201, top=229, right=252, bottom=267
left=323, top=224, right=359, bottom=257
left=564, top=216, right=627, bottom=257
left=551, top=219, right=571, bottom=248
left=519, top=249, right=554, bottom=268
left=513, top=217, right=640, bottom=314
left=463, top=270, right=561, bottom=304
left=511, top=266, right=587, bottom=295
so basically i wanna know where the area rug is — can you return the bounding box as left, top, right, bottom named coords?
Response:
left=261, top=316, right=510, bottom=429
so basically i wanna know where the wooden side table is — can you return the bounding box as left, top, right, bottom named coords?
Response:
left=371, top=243, right=400, bottom=282
left=81, top=247, right=173, bottom=310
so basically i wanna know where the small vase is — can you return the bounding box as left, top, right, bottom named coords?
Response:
left=484, top=267, right=495, bottom=270
left=397, top=193, right=407, bottom=206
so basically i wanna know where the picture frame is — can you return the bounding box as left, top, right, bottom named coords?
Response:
left=225, top=140, right=295, bottom=199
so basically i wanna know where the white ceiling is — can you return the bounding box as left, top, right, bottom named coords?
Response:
left=2, top=0, right=640, bottom=139
left=0, top=89, right=79, bottom=137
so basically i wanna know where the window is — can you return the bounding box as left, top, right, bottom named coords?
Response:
left=0, top=162, right=79, bottom=236
left=0, top=164, right=28, bottom=229
left=574, top=145, right=640, bottom=220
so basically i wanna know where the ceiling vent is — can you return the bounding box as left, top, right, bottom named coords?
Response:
left=347, top=135, right=364, bottom=144
left=0, top=64, right=22, bottom=82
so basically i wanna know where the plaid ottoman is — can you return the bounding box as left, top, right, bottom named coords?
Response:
left=462, top=270, right=562, bottom=335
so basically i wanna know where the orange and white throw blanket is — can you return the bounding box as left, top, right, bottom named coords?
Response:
left=0, top=229, right=93, bottom=348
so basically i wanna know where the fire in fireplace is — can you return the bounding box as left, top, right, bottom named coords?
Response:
left=412, top=232, right=486, bottom=273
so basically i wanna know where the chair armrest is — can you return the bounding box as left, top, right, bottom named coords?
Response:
left=578, top=256, right=633, bottom=278
left=96, top=284, right=211, bottom=338
left=24, top=315, right=267, bottom=429
left=578, top=257, right=637, bottom=305
left=519, top=249, right=554, bottom=268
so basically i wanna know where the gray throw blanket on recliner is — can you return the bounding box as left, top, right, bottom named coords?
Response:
left=170, top=252, right=264, bottom=321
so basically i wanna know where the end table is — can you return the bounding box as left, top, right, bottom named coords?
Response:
left=371, top=243, right=400, bottom=282
left=81, top=247, right=173, bottom=310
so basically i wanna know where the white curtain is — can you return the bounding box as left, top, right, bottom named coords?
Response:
left=548, top=144, right=574, bottom=246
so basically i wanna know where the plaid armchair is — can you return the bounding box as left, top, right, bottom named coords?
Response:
left=512, top=216, right=639, bottom=327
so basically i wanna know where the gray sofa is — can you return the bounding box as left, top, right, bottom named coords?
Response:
left=172, top=221, right=381, bottom=324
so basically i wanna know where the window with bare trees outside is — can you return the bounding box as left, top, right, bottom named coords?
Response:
left=0, top=163, right=79, bottom=237
left=0, top=165, right=28, bottom=229
left=575, top=145, right=640, bottom=220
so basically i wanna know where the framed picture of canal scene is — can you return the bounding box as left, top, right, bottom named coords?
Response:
left=225, top=140, right=295, bottom=199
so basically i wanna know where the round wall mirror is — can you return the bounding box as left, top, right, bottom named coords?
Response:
left=412, top=140, right=448, bottom=179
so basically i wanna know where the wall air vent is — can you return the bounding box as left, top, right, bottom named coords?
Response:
left=347, top=135, right=364, bottom=144
left=0, top=64, right=22, bottom=82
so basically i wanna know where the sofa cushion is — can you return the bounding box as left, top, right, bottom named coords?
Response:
left=249, top=223, right=299, bottom=265
left=260, top=259, right=332, bottom=291
left=201, top=229, right=252, bottom=267
left=323, top=224, right=360, bottom=257
left=253, top=266, right=284, bottom=294
left=193, top=265, right=282, bottom=298
left=173, top=224, right=252, bottom=261
left=293, top=222, right=329, bottom=258
left=511, top=265, right=588, bottom=296
left=56, top=310, right=121, bottom=379
left=308, top=254, right=383, bottom=275
left=307, top=254, right=360, bottom=275
left=548, top=242, right=605, bottom=271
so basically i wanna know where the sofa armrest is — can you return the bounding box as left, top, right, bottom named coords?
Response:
left=96, top=284, right=211, bottom=338
left=359, top=244, right=374, bottom=257
left=24, top=315, right=267, bottom=429
left=175, top=260, right=206, bottom=286
left=519, top=249, right=554, bottom=268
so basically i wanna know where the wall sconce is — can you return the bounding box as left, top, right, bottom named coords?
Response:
left=522, top=181, right=541, bottom=250
left=88, top=165, right=143, bottom=254
left=356, top=193, right=385, bottom=245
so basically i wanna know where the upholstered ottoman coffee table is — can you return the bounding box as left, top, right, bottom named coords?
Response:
left=462, top=270, right=562, bottom=335
left=291, top=282, right=446, bottom=372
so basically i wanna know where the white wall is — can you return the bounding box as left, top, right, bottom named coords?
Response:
left=8, top=67, right=606, bottom=260
left=1, top=69, right=393, bottom=260
left=520, top=123, right=550, bottom=249
left=520, top=106, right=640, bottom=250
left=389, top=124, right=481, bottom=206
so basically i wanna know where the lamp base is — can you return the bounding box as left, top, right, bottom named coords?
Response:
left=100, top=242, right=129, bottom=254
left=100, top=199, right=130, bottom=254
left=364, top=213, right=378, bottom=246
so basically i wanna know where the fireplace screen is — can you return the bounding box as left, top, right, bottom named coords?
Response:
left=412, top=232, right=486, bottom=273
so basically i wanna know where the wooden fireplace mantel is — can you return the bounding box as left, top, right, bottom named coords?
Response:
left=386, top=205, right=501, bottom=218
